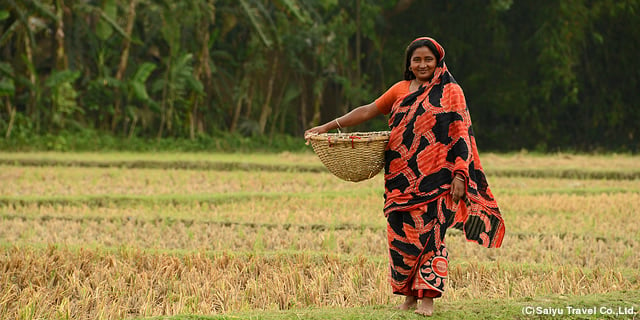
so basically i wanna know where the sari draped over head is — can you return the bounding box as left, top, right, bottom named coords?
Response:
left=384, top=37, right=505, bottom=298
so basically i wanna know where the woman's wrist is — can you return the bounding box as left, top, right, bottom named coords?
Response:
left=334, top=118, right=343, bottom=130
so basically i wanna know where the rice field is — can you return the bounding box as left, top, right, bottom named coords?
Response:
left=1, top=151, right=639, bottom=319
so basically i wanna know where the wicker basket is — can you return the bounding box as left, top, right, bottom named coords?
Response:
left=307, top=131, right=390, bottom=182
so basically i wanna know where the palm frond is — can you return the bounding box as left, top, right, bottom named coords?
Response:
left=238, top=0, right=273, bottom=47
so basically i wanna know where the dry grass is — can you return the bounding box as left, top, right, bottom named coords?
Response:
left=0, top=165, right=378, bottom=196
left=3, top=192, right=639, bottom=235
left=1, top=246, right=389, bottom=319
left=1, top=217, right=638, bottom=270
left=1, top=245, right=636, bottom=320
left=0, top=152, right=639, bottom=319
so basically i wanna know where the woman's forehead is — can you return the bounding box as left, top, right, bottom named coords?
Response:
left=412, top=46, right=436, bottom=57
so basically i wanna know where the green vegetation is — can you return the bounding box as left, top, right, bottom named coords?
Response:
left=1, top=1, right=640, bottom=152
left=0, top=130, right=307, bottom=153
left=152, top=290, right=640, bottom=320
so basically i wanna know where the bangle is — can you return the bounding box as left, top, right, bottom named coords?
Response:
left=455, top=176, right=465, bottom=182
left=335, top=119, right=342, bottom=129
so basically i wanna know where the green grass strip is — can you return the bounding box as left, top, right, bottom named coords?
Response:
left=0, top=242, right=390, bottom=264
left=139, top=290, right=640, bottom=320
left=0, top=189, right=380, bottom=207
left=2, top=156, right=640, bottom=180
left=0, top=212, right=381, bottom=232
left=0, top=158, right=325, bottom=172
left=489, top=168, right=640, bottom=180
left=0, top=186, right=636, bottom=209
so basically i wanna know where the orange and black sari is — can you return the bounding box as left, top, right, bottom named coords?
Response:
left=384, top=38, right=505, bottom=298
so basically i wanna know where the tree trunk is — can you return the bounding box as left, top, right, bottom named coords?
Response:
left=24, top=33, right=37, bottom=120
left=310, top=79, right=324, bottom=128
left=270, top=72, right=289, bottom=135
left=5, top=97, right=15, bottom=138
left=189, top=99, right=198, bottom=140
left=157, top=54, right=171, bottom=139
left=128, top=113, right=137, bottom=138
left=355, top=0, right=361, bottom=89
left=258, top=53, right=278, bottom=134
left=230, top=92, right=243, bottom=133
left=112, top=0, right=138, bottom=133
left=54, top=0, right=68, bottom=70
left=299, top=76, right=307, bottom=134
left=190, top=13, right=212, bottom=140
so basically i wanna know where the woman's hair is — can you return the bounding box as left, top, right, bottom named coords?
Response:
left=403, top=38, right=441, bottom=80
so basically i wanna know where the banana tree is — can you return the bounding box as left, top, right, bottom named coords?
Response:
left=72, top=0, right=138, bottom=133
left=147, top=1, right=207, bottom=138
left=43, top=69, right=81, bottom=131
left=235, top=0, right=312, bottom=135
left=0, top=0, right=58, bottom=128
left=123, top=62, right=157, bottom=138
left=152, top=52, right=203, bottom=138
left=0, top=62, right=16, bottom=138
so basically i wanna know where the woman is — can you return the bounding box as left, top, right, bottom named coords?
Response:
left=304, top=37, right=505, bottom=316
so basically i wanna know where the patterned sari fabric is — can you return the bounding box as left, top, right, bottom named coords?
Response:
left=384, top=38, right=506, bottom=298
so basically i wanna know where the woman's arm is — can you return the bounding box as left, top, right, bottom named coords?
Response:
left=445, top=84, right=472, bottom=204
left=304, top=102, right=382, bottom=137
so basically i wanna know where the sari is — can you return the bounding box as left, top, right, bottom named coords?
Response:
left=383, top=37, right=505, bottom=298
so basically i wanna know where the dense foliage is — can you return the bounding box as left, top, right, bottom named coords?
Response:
left=1, top=0, right=638, bottom=152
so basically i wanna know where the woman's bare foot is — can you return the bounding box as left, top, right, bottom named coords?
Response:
left=396, top=296, right=417, bottom=310
left=415, top=298, right=434, bottom=316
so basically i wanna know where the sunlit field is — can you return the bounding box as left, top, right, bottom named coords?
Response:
left=1, top=152, right=639, bottom=319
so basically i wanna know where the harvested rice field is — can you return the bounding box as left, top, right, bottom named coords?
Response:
left=1, top=151, right=639, bottom=319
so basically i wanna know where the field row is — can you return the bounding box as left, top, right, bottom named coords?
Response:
left=3, top=165, right=640, bottom=197
left=1, top=215, right=639, bottom=271
left=2, top=193, right=639, bottom=236
left=4, top=163, right=640, bottom=182
left=2, top=151, right=639, bottom=171
left=1, top=246, right=637, bottom=319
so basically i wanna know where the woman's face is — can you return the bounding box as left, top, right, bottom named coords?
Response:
left=410, top=46, right=437, bottom=82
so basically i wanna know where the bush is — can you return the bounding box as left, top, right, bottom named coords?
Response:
left=0, top=129, right=310, bottom=153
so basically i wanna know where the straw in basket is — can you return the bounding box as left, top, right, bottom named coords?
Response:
left=307, top=131, right=391, bottom=182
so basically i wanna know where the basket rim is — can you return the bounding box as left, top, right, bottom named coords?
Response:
left=306, top=131, right=390, bottom=142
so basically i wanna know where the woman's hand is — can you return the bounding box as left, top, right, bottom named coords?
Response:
left=304, top=124, right=329, bottom=140
left=451, top=174, right=466, bottom=204
left=304, top=124, right=331, bottom=145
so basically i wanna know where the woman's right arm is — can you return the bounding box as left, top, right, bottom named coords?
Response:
left=304, top=102, right=382, bottom=137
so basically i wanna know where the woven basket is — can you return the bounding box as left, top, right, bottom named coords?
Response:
left=307, top=131, right=390, bottom=182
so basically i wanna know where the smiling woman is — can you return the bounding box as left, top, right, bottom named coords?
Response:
left=304, top=37, right=505, bottom=317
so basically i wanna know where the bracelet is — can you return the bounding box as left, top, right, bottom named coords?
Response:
left=455, top=176, right=465, bottom=182
left=335, top=119, right=342, bottom=129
